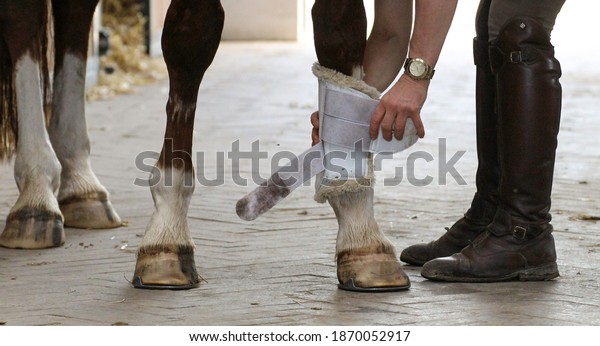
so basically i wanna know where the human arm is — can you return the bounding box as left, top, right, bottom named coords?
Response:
left=363, top=0, right=413, bottom=92
left=370, top=0, right=458, bottom=141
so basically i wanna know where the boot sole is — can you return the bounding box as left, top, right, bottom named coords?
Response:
left=423, top=262, right=559, bottom=283
left=399, top=252, right=427, bottom=267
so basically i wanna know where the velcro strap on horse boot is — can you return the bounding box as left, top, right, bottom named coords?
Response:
left=313, top=63, right=418, bottom=155
left=235, top=63, right=419, bottom=220
left=315, top=64, right=375, bottom=203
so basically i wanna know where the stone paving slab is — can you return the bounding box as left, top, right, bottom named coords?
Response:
left=0, top=40, right=599, bottom=326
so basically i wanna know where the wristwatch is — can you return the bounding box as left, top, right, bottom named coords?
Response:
left=404, top=58, right=435, bottom=80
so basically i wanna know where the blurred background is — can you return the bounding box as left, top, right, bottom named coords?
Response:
left=86, top=1, right=600, bottom=99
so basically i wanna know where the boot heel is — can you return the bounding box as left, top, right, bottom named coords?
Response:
left=519, top=263, right=559, bottom=281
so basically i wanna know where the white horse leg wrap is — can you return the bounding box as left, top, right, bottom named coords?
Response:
left=312, top=63, right=418, bottom=203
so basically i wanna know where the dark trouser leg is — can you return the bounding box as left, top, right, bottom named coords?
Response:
left=400, top=0, right=498, bottom=266
left=487, top=0, right=566, bottom=41
left=422, top=17, right=561, bottom=282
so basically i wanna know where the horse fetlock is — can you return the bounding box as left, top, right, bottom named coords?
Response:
left=132, top=244, right=199, bottom=290
left=55, top=162, right=122, bottom=229
left=328, top=187, right=388, bottom=253
left=14, top=154, right=62, bottom=195
left=132, top=157, right=197, bottom=289
left=330, top=188, right=409, bottom=291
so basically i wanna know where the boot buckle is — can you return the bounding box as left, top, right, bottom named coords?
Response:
left=513, top=226, right=527, bottom=239
left=509, top=51, right=523, bottom=63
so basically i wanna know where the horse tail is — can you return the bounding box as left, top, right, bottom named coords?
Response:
left=42, top=0, right=53, bottom=128
left=0, top=34, right=17, bottom=161
left=0, top=0, right=52, bottom=161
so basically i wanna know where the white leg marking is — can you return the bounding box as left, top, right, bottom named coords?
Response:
left=49, top=53, right=106, bottom=201
left=11, top=53, right=61, bottom=214
left=141, top=167, right=195, bottom=248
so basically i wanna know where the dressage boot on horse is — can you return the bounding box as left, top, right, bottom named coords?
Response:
left=400, top=0, right=499, bottom=266
left=0, top=0, right=121, bottom=250
left=422, top=17, right=561, bottom=282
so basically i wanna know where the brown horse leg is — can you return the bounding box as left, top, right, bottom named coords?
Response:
left=312, top=0, right=410, bottom=291
left=132, top=0, right=224, bottom=289
left=48, top=0, right=122, bottom=229
left=0, top=1, right=64, bottom=249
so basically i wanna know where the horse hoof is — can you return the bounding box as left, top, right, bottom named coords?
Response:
left=337, top=249, right=410, bottom=292
left=60, top=195, right=122, bottom=229
left=132, top=245, right=200, bottom=290
left=0, top=209, right=65, bottom=249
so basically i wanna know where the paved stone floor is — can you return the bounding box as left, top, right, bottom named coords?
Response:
left=0, top=38, right=599, bottom=326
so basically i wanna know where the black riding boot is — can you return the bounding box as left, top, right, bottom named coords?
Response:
left=400, top=1, right=499, bottom=266
left=422, top=17, right=561, bottom=282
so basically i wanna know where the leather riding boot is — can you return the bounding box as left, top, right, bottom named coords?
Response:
left=400, top=1, right=499, bottom=266
left=422, top=17, right=561, bottom=282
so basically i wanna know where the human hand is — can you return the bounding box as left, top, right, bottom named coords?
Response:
left=310, top=111, right=320, bottom=146
left=369, top=74, right=428, bottom=141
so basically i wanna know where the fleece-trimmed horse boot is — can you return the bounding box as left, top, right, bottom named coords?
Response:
left=422, top=17, right=561, bottom=282
left=285, top=0, right=413, bottom=292
left=400, top=1, right=499, bottom=266
left=237, top=0, right=415, bottom=292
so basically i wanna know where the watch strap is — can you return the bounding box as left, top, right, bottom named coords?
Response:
left=404, top=58, right=435, bottom=80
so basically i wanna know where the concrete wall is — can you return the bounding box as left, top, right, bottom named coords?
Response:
left=147, top=0, right=170, bottom=56
left=121, top=0, right=377, bottom=56
left=86, top=3, right=102, bottom=86
left=221, top=0, right=303, bottom=41
left=145, top=0, right=310, bottom=44
left=221, top=0, right=375, bottom=41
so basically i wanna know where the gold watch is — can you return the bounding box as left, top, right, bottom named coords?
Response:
left=404, top=58, right=435, bottom=80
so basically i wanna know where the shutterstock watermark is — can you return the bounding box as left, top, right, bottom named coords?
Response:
left=133, top=138, right=467, bottom=188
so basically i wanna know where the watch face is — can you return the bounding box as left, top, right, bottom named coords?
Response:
left=409, top=60, right=426, bottom=77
